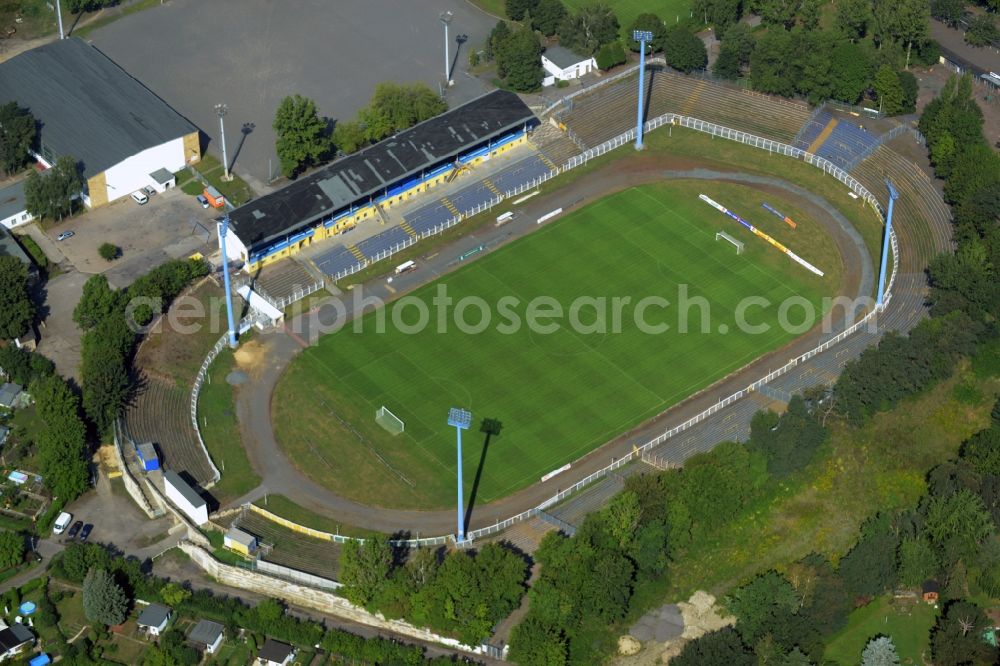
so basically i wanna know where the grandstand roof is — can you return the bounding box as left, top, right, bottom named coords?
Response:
left=0, top=38, right=197, bottom=178
left=228, top=89, right=535, bottom=251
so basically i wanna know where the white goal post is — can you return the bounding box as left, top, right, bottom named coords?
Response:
left=715, top=231, right=744, bottom=254
left=375, top=406, right=405, bottom=436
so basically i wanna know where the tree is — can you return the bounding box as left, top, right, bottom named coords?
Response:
left=595, top=41, right=627, bottom=71
left=874, top=65, right=905, bottom=115
left=272, top=94, right=330, bottom=178
left=73, top=275, right=121, bottom=330
left=497, top=27, right=543, bottom=91
left=358, top=83, right=447, bottom=143
left=627, top=13, right=667, bottom=53
left=98, top=243, right=120, bottom=262
left=486, top=20, right=511, bottom=62
left=874, top=0, right=929, bottom=68
left=755, top=0, right=803, bottom=29
left=532, top=0, right=566, bottom=35
left=0, top=531, right=24, bottom=570
left=923, top=489, right=994, bottom=562
left=750, top=30, right=796, bottom=96
left=339, top=535, right=393, bottom=608
left=664, top=25, right=708, bottom=73
left=839, top=513, right=900, bottom=598
left=671, top=627, right=754, bottom=666
left=558, top=3, right=620, bottom=55
left=0, top=256, right=33, bottom=341
left=862, top=636, right=900, bottom=666
left=23, top=155, right=82, bottom=221
left=725, top=571, right=799, bottom=645
left=897, top=537, right=940, bottom=587
left=830, top=41, right=873, bottom=104
left=966, top=15, right=1000, bottom=48
left=505, top=0, right=537, bottom=21
left=0, top=102, right=36, bottom=176
left=748, top=396, right=828, bottom=478
left=81, top=317, right=131, bottom=434
left=509, top=617, right=567, bottom=665
left=931, top=601, right=997, bottom=665
left=159, top=582, right=190, bottom=607
left=837, top=0, right=872, bottom=40
left=31, top=374, right=89, bottom=502
left=693, top=0, right=743, bottom=32
left=931, top=0, right=965, bottom=27
left=83, top=568, right=129, bottom=626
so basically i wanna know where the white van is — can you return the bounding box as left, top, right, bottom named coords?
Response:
left=53, top=511, right=72, bottom=535
left=130, top=191, right=149, bottom=205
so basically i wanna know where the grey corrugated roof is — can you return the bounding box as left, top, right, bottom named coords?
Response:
left=137, top=603, right=170, bottom=627
left=543, top=45, right=591, bottom=69
left=163, top=470, right=205, bottom=509
left=226, top=526, right=256, bottom=547
left=0, top=228, right=30, bottom=267
left=0, top=38, right=197, bottom=178
left=188, top=619, right=223, bottom=646
left=229, top=89, right=535, bottom=252
left=0, top=383, right=22, bottom=408
left=150, top=168, right=173, bottom=185
left=258, top=638, right=294, bottom=662
left=0, top=180, right=27, bottom=221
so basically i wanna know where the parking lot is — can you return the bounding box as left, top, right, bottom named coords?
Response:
left=88, top=0, right=497, bottom=190
left=44, top=188, right=218, bottom=289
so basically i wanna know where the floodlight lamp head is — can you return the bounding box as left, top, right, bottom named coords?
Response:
left=440, top=10, right=453, bottom=25
left=885, top=179, right=899, bottom=201
left=215, top=103, right=228, bottom=117
left=633, top=30, right=653, bottom=42
left=448, top=407, right=472, bottom=429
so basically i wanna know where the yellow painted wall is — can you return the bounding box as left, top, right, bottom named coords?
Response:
left=87, top=172, right=109, bottom=208
left=245, top=134, right=528, bottom=271
left=183, top=131, right=202, bottom=164
left=223, top=538, right=250, bottom=555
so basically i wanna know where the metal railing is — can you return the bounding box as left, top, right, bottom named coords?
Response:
left=329, top=171, right=558, bottom=282
left=253, top=559, right=342, bottom=591
left=189, top=108, right=899, bottom=547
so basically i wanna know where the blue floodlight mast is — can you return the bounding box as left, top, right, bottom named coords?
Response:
left=876, top=179, right=899, bottom=309
left=218, top=216, right=238, bottom=348
left=633, top=30, right=653, bottom=150
left=448, top=407, right=473, bottom=542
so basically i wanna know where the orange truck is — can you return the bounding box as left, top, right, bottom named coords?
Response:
left=203, top=185, right=225, bottom=209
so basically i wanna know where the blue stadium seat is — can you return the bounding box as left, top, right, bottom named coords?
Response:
left=357, top=225, right=412, bottom=260
left=314, top=246, right=362, bottom=278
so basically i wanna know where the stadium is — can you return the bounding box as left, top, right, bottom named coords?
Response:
left=124, top=57, right=949, bottom=563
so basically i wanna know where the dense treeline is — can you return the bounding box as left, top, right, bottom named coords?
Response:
left=74, top=258, right=208, bottom=434
left=676, top=401, right=1000, bottom=664
left=831, top=72, right=1000, bottom=427
left=49, top=543, right=462, bottom=665
left=0, top=255, right=34, bottom=341
left=339, top=538, right=527, bottom=645
left=510, top=394, right=831, bottom=664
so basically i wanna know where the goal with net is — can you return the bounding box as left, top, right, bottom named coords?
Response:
left=375, top=406, right=405, bottom=436
left=715, top=231, right=744, bottom=254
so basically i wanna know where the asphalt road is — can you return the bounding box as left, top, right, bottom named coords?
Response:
left=88, top=0, right=496, bottom=190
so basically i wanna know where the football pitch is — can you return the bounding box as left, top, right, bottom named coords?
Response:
left=274, top=181, right=835, bottom=509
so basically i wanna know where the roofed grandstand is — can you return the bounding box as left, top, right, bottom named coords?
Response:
left=226, top=90, right=537, bottom=270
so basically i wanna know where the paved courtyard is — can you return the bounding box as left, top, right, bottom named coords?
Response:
left=41, top=188, right=217, bottom=288
left=88, top=0, right=497, bottom=191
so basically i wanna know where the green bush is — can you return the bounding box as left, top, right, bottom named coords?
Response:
left=595, top=41, right=627, bottom=71
left=97, top=243, right=119, bottom=262
left=17, top=235, right=48, bottom=269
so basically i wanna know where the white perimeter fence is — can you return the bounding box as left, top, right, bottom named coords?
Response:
left=189, top=108, right=899, bottom=547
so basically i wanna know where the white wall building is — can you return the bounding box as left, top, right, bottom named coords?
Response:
left=541, top=46, right=598, bottom=86
left=163, top=470, right=208, bottom=525
left=0, top=38, right=200, bottom=209
left=0, top=181, right=32, bottom=231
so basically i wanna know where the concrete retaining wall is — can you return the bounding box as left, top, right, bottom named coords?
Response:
left=177, top=541, right=482, bottom=656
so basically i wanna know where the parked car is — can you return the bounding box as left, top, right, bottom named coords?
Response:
left=131, top=191, right=149, bottom=205
left=143, top=185, right=157, bottom=197
left=52, top=512, right=72, bottom=534
left=196, top=194, right=209, bottom=209
left=56, top=231, right=75, bottom=241
left=67, top=520, right=83, bottom=539
left=79, top=524, right=94, bottom=542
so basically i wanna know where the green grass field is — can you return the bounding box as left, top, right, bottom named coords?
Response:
left=824, top=595, right=938, bottom=664
left=274, top=180, right=835, bottom=509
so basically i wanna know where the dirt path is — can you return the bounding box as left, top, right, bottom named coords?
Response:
left=227, top=151, right=879, bottom=536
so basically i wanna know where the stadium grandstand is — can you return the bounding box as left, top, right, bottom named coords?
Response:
left=225, top=90, right=536, bottom=271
